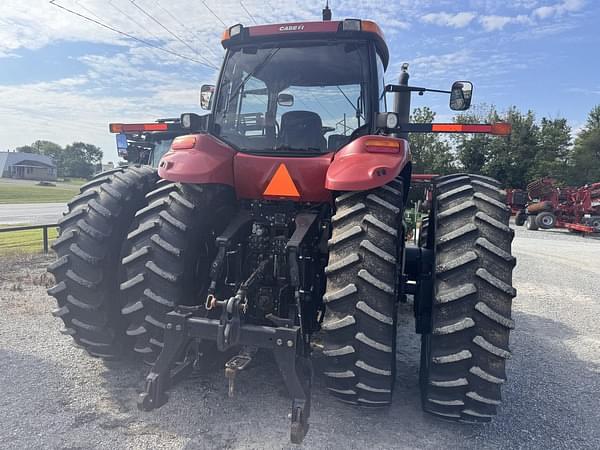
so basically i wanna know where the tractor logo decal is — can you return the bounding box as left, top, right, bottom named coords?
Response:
left=263, top=163, right=300, bottom=198
left=279, top=24, right=305, bottom=32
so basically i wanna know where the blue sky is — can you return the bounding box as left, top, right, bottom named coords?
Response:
left=1, top=0, right=598, bottom=163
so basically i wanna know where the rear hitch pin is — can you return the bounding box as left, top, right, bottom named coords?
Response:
left=225, top=366, right=237, bottom=398
left=224, top=349, right=255, bottom=398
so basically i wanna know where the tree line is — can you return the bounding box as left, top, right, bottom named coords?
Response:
left=14, top=140, right=103, bottom=178
left=409, top=104, right=600, bottom=188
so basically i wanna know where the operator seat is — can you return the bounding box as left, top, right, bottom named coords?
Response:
left=278, top=111, right=326, bottom=151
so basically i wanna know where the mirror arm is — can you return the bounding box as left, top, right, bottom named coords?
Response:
left=385, top=84, right=451, bottom=95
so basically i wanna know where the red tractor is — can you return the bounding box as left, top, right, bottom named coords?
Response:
left=48, top=9, right=515, bottom=443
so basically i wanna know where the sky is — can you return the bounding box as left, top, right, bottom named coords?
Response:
left=0, top=0, right=599, bottom=163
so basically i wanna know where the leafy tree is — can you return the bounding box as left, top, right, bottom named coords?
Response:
left=16, top=140, right=62, bottom=159
left=529, top=117, right=571, bottom=182
left=408, top=107, right=455, bottom=175
left=63, top=142, right=103, bottom=178
left=453, top=105, right=498, bottom=174
left=454, top=106, right=540, bottom=188
left=569, top=105, right=600, bottom=184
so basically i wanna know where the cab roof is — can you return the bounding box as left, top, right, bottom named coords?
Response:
left=221, top=19, right=389, bottom=69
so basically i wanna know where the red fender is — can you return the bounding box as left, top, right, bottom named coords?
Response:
left=325, top=135, right=410, bottom=191
left=158, top=134, right=236, bottom=185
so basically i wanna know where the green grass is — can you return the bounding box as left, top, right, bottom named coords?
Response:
left=0, top=226, right=58, bottom=255
left=0, top=182, right=81, bottom=204
left=59, top=178, right=87, bottom=186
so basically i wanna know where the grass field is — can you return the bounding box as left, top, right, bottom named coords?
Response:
left=0, top=226, right=58, bottom=255
left=0, top=180, right=82, bottom=204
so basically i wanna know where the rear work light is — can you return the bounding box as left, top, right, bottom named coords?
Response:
left=342, top=19, right=361, bottom=31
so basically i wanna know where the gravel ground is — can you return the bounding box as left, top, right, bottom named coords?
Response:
left=1, top=225, right=599, bottom=449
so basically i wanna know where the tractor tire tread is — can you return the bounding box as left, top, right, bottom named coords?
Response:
left=47, top=165, right=158, bottom=358
left=322, top=180, right=404, bottom=405
left=420, top=173, right=516, bottom=422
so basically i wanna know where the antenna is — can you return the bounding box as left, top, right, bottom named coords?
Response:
left=322, top=1, right=332, bottom=21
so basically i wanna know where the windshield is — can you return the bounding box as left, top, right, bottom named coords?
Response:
left=213, top=42, right=371, bottom=153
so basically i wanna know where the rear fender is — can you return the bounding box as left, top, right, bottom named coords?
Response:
left=157, top=134, right=236, bottom=185
left=325, top=135, right=411, bottom=191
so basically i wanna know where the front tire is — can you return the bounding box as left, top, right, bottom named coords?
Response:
left=535, top=211, right=556, bottom=229
left=321, top=180, right=404, bottom=406
left=525, top=215, right=538, bottom=230
left=419, top=174, right=516, bottom=422
left=588, top=216, right=600, bottom=232
left=514, top=211, right=526, bottom=227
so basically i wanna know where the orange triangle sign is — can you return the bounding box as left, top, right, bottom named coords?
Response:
left=263, top=163, right=300, bottom=198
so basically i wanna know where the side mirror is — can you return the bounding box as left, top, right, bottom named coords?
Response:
left=449, top=81, right=473, bottom=111
left=277, top=93, right=294, bottom=107
left=200, top=84, right=215, bottom=110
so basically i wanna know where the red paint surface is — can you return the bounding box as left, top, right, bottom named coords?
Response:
left=325, top=135, right=410, bottom=191
left=411, top=174, right=438, bottom=182
left=234, top=152, right=334, bottom=203
left=159, top=133, right=412, bottom=199
left=158, top=134, right=236, bottom=185
left=249, top=21, right=340, bottom=37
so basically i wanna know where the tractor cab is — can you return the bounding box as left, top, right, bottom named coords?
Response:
left=160, top=17, right=488, bottom=201
left=206, top=19, right=389, bottom=155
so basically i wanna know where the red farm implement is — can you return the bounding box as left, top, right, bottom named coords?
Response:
left=515, top=177, right=600, bottom=233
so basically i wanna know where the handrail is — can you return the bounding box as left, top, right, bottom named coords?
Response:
left=0, top=223, right=58, bottom=254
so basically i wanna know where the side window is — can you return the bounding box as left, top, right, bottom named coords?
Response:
left=376, top=55, right=386, bottom=112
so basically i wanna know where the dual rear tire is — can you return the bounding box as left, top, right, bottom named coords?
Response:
left=322, top=173, right=516, bottom=422
left=419, top=174, right=516, bottom=422
left=321, top=179, right=404, bottom=406
left=47, top=166, right=158, bottom=358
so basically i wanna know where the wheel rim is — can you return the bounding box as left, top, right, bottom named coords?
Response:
left=541, top=216, right=553, bottom=227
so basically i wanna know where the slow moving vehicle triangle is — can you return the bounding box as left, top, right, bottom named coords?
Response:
left=263, top=163, right=300, bottom=198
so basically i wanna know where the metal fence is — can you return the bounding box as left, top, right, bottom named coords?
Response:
left=0, top=223, right=58, bottom=254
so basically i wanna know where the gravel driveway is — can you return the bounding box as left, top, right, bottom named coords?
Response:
left=1, top=226, right=599, bottom=449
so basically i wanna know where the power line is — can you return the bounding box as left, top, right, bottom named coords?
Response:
left=73, top=0, right=103, bottom=22
left=107, top=0, right=162, bottom=42
left=127, top=0, right=218, bottom=69
left=240, top=1, right=258, bottom=25
left=202, top=1, right=227, bottom=27
left=48, top=0, right=216, bottom=69
left=153, top=0, right=220, bottom=60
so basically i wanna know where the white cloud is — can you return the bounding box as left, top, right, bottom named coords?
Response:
left=533, top=0, right=585, bottom=19
left=479, top=14, right=532, bottom=31
left=421, top=12, right=477, bottom=28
